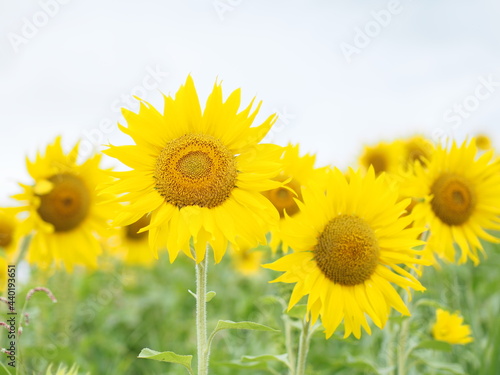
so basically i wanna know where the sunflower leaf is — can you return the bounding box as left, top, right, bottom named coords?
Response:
left=241, top=353, right=291, bottom=369
left=206, top=291, right=216, bottom=302
left=412, top=340, right=452, bottom=352
left=214, top=320, right=280, bottom=333
left=138, top=348, right=193, bottom=374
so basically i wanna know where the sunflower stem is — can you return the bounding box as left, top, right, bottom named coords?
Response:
left=296, top=317, right=311, bottom=375
left=283, top=314, right=296, bottom=375
left=195, top=251, right=209, bottom=375
left=397, top=317, right=410, bottom=375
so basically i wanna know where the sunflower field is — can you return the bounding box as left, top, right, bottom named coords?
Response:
left=1, top=76, right=500, bottom=375
left=2, top=2, right=500, bottom=375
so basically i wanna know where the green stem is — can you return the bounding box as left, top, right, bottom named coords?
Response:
left=284, top=314, right=296, bottom=375
left=196, top=252, right=209, bottom=375
left=397, top=317, right=410, bottom=375
left=296, top=318, right=311, bottom=375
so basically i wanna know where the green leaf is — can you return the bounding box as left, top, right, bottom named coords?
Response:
left=206, top=291, right=216, bottom=302
left=413, top=340, right=452, bottom=352
left=214, top=320, right=280, bottom=333
left=241, top=353, right=290, bottom=368
left=413, top=352, right=466, bottom=375
left=138, top=348, right=193, bottom=374
left=415, top=298, right=448, bottom=310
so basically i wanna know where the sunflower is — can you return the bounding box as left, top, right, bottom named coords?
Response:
left=432, top=309, right=473, bottom=345
left=13, top=137, right=117, bottom=270
left=231, top=245, right=265, bottom=276
left=403, top=140, right=500, bottom=265
left=102, top=76, right=283, bottom=263
left=265, top=168, right=426, bottom=339
left=105, top=213, right=156, bottom=266
left=0, top=207, right=21, bottom=261
left=359, top=141, right=405, bottom=176
left=475, top=134, right=492, bottom=151
left=261, top=144, right=329, bottom=252
left=401, top=135, right=434, bottom=171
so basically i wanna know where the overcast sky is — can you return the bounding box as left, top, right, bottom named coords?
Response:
left=1, top=0, right=500, bottom=204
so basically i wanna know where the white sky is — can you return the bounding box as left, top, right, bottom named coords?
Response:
left=1, top=0, right=500, bottom=204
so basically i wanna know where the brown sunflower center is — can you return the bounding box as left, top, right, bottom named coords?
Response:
left=154, top=133, right=237, bottom=208
left=366, top=151, right=387, bottom=175
left=262, top=176, right=302, bottom=218
left=36, top=174, right=91, bottom=232
left=430, top=173, right=476, bottom=226
left=315, top=215, right=380, bottom=286
left=126, top=214, right=150, bottom=240
left=0, top=220, right=14, bottom=248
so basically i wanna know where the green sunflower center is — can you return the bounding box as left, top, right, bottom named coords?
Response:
left=0, top=220, right=13, bottom=248
left=36, top=174, right=91, bottom=232
left=315, top=215, right=380, bottom=286
left=126, top=214, right=150, bottom=240
left=154, top=133, right=238, bottom=208
left=262, top=176, right=302, bottom=218
left=430, top=173, right=476, bottom=226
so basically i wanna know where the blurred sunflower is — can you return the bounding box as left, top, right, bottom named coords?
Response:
left=261, top=144, right=329, bottom=252
left=432, top=309, right=473, bottom=345
left=13, top=137, right=117, bottom=270
left=265, top=168, right=426, bottom=339
left=0, top=207, right=21, bottom=260
left=401, top=135, right=434, bottom=171
left=475, top=134, right=492, bottom=151
left=359, top=141, right=404, bottom=176
left=105, top=213, right=156, bottom=266
left=102, top=76, right=282, bottom=263
left=231, top=246, right=265, bottom=276
left=404, top=140, right=500, bottom=265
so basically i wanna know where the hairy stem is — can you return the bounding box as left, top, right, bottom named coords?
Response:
left=196, top=252, right=209, bottom=375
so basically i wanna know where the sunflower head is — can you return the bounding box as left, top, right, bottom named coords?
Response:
left=231, top=246, right=265, bottom=276
left=13, top=137, right=117, bottom=270
left=103, top=76, right=283, bottom=264
left=359, top=141, right=404, bottom=176
left=402, top=135, right=434, bottom=171
left=265, top=167, right=426, bottom=339
left=475, top=134, right=492, bottom=151
left=405, top=140, right=500, bottom=265
left=432, top=309, right=473, bottom=345
left=0, top=208, right=21, bottom=257
left=103, top=213, right=157, bottom=266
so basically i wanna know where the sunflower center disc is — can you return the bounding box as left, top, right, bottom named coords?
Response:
left=315, top=215, right=380, bottom=286
left=263, top=176, right=302, bottom=218
left=126, top=214, right=150, bottom=240
left=367, top=151, right=387, bottom=175
left=430, top=173, right=476, bottom=226
left=0, top=221, right=13, bottom=247
left=36, top=174, right=91, bottom=232
left=154, top=133, right=237, bottom=208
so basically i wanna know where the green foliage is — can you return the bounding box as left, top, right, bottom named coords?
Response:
left=138, top=348, right=193, bottom=374
left=2, top=240, right=500, bottom=375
